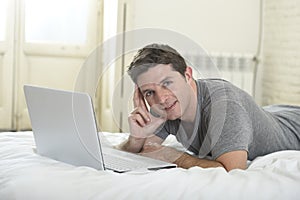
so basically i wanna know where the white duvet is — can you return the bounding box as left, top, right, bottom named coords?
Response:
left=0, top=131, right=300, bottom=200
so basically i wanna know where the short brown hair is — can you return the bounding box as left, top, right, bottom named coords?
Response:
left=128, top=44, right=187, bottom=83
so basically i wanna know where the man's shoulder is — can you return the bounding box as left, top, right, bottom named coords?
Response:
left=196, top=78, right=244, bottom=101
left=196, top=78, right=235, bottom=88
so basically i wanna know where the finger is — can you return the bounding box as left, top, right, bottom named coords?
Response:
left=129, top=113, right=148, bottom=127
left=131, top=107, right=151, bottom=124
left=133, top=85, right=148, bottom=111
left=133, top=85, right=140, bottom=107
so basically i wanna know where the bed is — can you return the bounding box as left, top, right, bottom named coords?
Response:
left=1, top=131, right=300, bottom=200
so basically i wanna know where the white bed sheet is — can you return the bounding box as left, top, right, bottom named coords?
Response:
left=0, top=131, right=300, bottom=200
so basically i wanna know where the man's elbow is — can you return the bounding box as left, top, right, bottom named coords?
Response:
left=219, top=161, right=247, bottom=172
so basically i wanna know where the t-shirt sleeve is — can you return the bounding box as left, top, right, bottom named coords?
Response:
left=155, top=126, right=169, bottom=140
left=208, top=100, right=253, bottom=160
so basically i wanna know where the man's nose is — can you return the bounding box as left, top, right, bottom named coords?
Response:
left=156, top=87, right=169, bottom=104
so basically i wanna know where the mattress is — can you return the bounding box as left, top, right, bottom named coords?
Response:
left=0, top=131, right=300, bottom=200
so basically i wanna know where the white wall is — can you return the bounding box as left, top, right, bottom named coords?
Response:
left=127, top=0, right=260, bottom=54
left=261, top=0, right=300, bottom=105
left=100, top=0, right=262, bottom=132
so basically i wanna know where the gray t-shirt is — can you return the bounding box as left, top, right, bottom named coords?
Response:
left=156, top=79, right=300, bottom=160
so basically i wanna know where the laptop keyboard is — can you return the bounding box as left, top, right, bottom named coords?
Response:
left=103, top=153, right=151, bottom=172
left=101, top=147, right=176, bottom=172
left=101, top=146, right=175, bottom=172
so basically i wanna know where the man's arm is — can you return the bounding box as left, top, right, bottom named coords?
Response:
left=175, top=150, right=247, bottom=171
left=118, top=135, right=146, bottom=153
left=118, top=134, right=164, bottom=153
left=175, top=153, right=224, bottom=169
left=216, top=150, right=248, bottom=171
left=141, top=144, right=247, bottom=171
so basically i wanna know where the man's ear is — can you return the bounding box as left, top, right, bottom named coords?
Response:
left=184, top=66, right=193, bottom=82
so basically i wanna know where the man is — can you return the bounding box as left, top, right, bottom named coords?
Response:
left=119, top=43, right=300, bottom=171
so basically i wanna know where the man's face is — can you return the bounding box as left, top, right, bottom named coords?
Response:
left=136, top=64, right=193, bottom=120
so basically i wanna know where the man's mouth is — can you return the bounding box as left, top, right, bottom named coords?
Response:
left=165, top=101, right=178, bottom=111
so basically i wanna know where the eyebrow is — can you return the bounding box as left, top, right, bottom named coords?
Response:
left=159, top=76, right=173, bottom=84
left=139, top=76, right=174, bottom=95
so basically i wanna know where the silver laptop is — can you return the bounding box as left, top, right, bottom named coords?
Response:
left=24, top=85, right=176, bottom=172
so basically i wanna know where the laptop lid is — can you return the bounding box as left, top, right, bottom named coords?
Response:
left=24, top=85, right=105, bottom=170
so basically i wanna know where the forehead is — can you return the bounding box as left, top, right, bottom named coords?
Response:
left=136, top=64, right=179, bottom=88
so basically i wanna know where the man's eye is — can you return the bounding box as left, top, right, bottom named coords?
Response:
left=145, top=91, right=154, bottom=97
left=162, top=81, right=172, bottom=87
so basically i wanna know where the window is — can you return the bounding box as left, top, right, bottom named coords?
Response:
left=0, top=0, right=8, bottom=41
left=25, top=0, right=89, bottom=44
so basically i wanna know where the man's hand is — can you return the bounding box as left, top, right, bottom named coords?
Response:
left=128, top=86, right=166, bottom=139
left=119, top=86, right=166, bottom=153
left=140, top=142, right=183, bottom=163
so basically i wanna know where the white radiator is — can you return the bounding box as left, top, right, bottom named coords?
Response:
left=183, top=52, right=256, bottom=96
